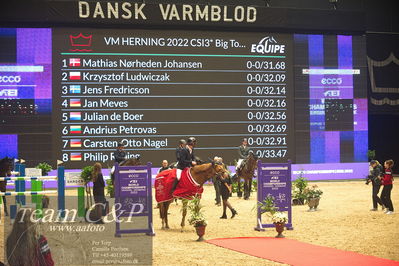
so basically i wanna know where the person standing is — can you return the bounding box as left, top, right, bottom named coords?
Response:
left=92, top=162, right=106, bottom=224
left=113, top=142, right=126, bottom=164
left=213, top=156, right=222, bottom=206
left=158, top=160, right=170, bottom=173
left=381, top=159, right=394, bottom=214
left=368, top=160, right=384, bottom=211
left=218, top=159, right=238, bottom=219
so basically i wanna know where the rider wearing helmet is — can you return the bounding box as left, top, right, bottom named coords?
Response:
left=114, top=142, right=126, bottom=164
left=177, top=137, right=197, bottom=170
left=236, top=138, right=250, bottom=172
left=173, top=137, right=198, bottom=192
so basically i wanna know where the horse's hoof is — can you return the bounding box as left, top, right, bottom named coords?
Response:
left=161, top=226, right=165, bottom=230
left=165, top=226, right=170, bottom=229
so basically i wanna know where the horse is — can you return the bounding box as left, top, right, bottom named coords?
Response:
left=0, top=157, right=13, bottom=216
left=235, top=152, right=258, bottom=200
left=110, top=156, right=141, bottom=185
left=157, top=161, right=228, bottom=231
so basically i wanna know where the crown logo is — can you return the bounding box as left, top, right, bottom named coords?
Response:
left=69, top=33, right=92, bottom=51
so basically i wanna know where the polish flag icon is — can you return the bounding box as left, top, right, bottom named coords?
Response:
left=69, top=58, right=81, bottom=67
left=69, top=72, right=81, bottom=80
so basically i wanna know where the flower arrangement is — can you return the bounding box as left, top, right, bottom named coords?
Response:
left=304, top=185, right=323, bottom=199
left=272, top=212, right=288, bottom=224
left=188, top=195, right=207, bottom=227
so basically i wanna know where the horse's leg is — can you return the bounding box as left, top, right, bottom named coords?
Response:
left=159, top=202, right=165, bottom=229
left=164, top=201, right=171, bottom=229
left=181, top=199, right=188, bottom=232
left=248, top=177, right=253, bottom=199
left=243, top=179, right=248, bottom=200
left=237, top=177, right=242, bottom=198
left=2, top=196, right=7, bottom=216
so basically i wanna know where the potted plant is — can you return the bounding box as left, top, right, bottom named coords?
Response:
left=256, top=196, right=288, bottom=238
left=271, top=211, right=288, bottom=238
left=188, top=195, right=207, bottom=241
left=292, top=172, right=308, bottom=205
left=304, top=185, right=323, bottom=211
left=35, top=162, right=52, bottom=176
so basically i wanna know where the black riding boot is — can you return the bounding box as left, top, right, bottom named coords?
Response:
left=231, top=209, right=238, bottom=219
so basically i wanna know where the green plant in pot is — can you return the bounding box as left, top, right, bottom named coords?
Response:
left=292, top=172, right=308, bottom=205
left=35, top=162, right=53, bottom=176
left=304, top=184, right=323, bottom=211
left=256, top=195, right=288, bottom=238
left=188, top=194, right=207, bottom=241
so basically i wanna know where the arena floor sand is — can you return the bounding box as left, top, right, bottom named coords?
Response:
left=1, top=181, right=398, bottom=265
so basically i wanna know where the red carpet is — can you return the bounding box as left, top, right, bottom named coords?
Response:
left=207, top=237, right=399, bottom=266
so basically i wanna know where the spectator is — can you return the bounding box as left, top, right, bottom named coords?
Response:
left=367, top=160, right=384, bottom=211
left=381, top=159, right=394, bottom=214
left=92, top=162, right=106, bottom=224
left=158, top=160, right=170, bottom=173
left=6, top=208, right=55, bottom=266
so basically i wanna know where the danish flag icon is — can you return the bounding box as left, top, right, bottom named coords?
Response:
left=69, top=58, right=81, bottom=67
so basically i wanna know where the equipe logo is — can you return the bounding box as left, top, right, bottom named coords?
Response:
left=321, top=78, right=343, bottom=85
left=0, top=89, right=18, bottom=97
left=251, top=36, right=285, bottom=54
left=0, top=75, right=21, bottom=83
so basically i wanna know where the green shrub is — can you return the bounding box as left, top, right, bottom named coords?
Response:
left=35, top=162, right=52, bottom=176
left=106, top=179, right=114, bottom=197
left=80, top=165, right=93, bottom=185
left=292, top=173, right=308, bottom=205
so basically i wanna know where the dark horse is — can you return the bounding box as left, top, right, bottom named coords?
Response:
left=157, top=161, right=228, bottom=231
left=110, top=157, right=142, bottom=185
left=0, top=157, right=13, bottom=216
left=235, top=152, right=258, bottom=200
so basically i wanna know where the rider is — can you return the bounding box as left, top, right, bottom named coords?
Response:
left=173, top=137, right=197, bottom=191
left=236, top=138, right=250, bottom=172
left=113, top=142, right=126, bottom=164
left=175, top=139, right=186, bottom=168
left=177, top=137, right=197, bottom=170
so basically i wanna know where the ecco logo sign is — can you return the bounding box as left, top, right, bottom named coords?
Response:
left=0, top=75, right=21, bottom=83
left=321, top=78, right=342, bottom=85
left=251, top=36, right=285, bottom=54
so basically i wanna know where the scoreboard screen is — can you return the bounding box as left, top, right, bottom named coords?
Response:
left=52, top=29, right=294, bottom=167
